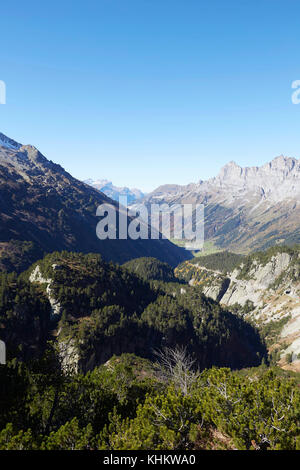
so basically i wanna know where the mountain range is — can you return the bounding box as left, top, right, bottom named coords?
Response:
left=0, top=132, right=190, bottom=272
left=84, top=178, right=145, bottom=203
left=1, top=131, right=299, bottom=449
left=136, top=155, right=300, bottom=253
left=1, top=129, right=300, bottom=270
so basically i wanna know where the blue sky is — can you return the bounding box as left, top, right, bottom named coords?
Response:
left=1, top=0, right=300, bottom=191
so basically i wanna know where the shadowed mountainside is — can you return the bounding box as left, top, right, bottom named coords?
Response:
left=0, top=132, right=191, bottom=272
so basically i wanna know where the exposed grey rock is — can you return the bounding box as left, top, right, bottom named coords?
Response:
left=181, top=250, right=300, bottom=369
left=145, top=155, right=300, bottom=204
left=29, top=265, right=62, bottom=320
left=221, top=253, right=291, bottom=307
left=137, top=155, right=300, bottom=252
left=59, top=339, right=79, bottom=374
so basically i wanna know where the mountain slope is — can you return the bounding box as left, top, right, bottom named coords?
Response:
left=123, top=257, right=177, bottom=282
left=0, top=132, right=191, bottom=272
left=22, top=251, right=266, bottom=371
left=138, top=156, right=300, bottom=253
left=176, top=246, right=300, bottom=371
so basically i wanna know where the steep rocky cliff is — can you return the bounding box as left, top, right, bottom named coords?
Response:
left=176, top=246, right=300, bottom=370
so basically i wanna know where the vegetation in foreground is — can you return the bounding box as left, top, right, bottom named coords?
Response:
left=1, top=251, right=299, bottom=450
left=1, top=351, right=300, bottom=450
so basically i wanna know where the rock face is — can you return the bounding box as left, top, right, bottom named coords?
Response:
left=0, top=132, right=191, bottom=271
left=176, top=247, right=300, bottom=370
left=59, top=339, right=79, bottom=374
left=179, top=250, right=297, bottom=310
left=29, top=265, right=62, bottom=320
left=221, top=252, right=292, bottom=307
left=211, top=157, right=300, bottom=203
left=138, top=156, right=300, bottom=253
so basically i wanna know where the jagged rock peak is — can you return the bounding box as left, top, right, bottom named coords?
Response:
left=263, top=155, right=298, bottom=172
left=215, top=155, right=300, bottom=186
left=218, top=161, right=242, bottom=179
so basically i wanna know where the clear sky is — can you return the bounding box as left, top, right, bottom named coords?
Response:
left=1, top=0, right=300, bottom=191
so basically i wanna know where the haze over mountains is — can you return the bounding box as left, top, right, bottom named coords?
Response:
left=138, top=155, right=300, bottom=253
left=0, top=132, right=190, bottom=272
left=84, top=178, right=145, bottom=203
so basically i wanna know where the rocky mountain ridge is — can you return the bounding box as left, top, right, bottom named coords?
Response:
left=0, top=132, right=21, bottom=150
left=84, top=178, right=145, bottom=203
left=147, top=155, right=300, bottom=203
left=0, top=132, right=191, bottom=271
left=139, top=155, right=300, bottom=253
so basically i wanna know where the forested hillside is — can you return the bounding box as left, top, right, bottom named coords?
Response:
left=123, top=256, right=177, bottom=282
left=3, top=251, right=300, bottom=450
left=21, top=252, right=265, bottom=371
left=185, top=251, right=245, bottom=273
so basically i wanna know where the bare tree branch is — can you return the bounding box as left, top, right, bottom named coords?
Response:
left=153, top=346, right=200, bottom=395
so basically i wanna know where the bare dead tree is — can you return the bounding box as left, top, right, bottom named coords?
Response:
left=154, top=346, right=200, bottom=395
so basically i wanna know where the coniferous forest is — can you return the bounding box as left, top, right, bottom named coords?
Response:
left=1, top=252, right=300, bottom=450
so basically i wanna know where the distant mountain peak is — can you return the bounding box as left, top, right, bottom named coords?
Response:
left=267, top=154, right=298, bottom=171
left=214, top=154, right=300, bottom=189
left=225, top=160, right=240, bottom=168
left=85, top=178, right=145, bottom=203
left=217, top=160, right=242, bottom=180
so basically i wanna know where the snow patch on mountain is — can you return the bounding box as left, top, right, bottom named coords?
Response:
left=0, top=132, right=21, bottom=150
